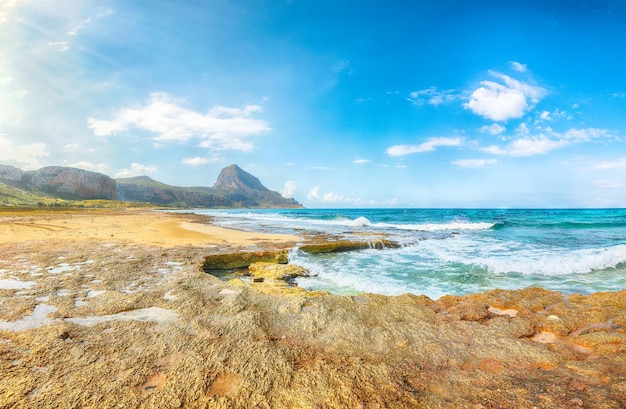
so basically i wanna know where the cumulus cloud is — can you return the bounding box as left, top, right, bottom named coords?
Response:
left=181, top=156, right=219, bottom=166
left=114, top=163, right=157, bottom=178
left=0, top=135, right=49, bottom=169
left=408, top=87, right=461, bottom=106
left=479, top=124, right=506, bottom=135
left=451, top=159, right=497, bottom=168
left=281, top=180, right=296, bottom=198
left=482, top=127, right=611, bottom=157
left=307, top=186, right=320, bottom=201
left=306, top=186, right=361, bottom=204
left=385, top=137, right=463, bottom=157
left=88, top=93, right=271, bottom=151
left=352, top=159, right=371, bottom=164
left=464, top=71, right=547, bottom=121
left=68, top=161, right=108, bottom=173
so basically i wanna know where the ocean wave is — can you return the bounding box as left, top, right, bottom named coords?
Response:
left=434, top=242, right=626, bottom=276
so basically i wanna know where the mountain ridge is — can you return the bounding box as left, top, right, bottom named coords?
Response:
left=0, top=164, right=302, bottom=208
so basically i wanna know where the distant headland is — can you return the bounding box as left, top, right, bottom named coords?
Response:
left=0, top=163, right=302, bottom=208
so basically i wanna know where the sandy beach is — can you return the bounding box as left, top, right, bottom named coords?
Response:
left=0, top=209, right=300, bottom=247
left=1, top=209, right=626, bottom=408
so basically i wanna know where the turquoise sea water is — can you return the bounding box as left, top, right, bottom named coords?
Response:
left=192, top=209, right=626, bottom=299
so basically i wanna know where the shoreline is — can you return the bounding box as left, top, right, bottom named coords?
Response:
left=1, top=209, right=626, bottom=407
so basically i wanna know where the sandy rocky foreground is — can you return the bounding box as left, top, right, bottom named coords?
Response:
left=0, top=210, right=626, bottom=408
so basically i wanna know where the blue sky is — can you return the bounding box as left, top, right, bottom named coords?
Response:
left=1, top=0, right=626, bottom=207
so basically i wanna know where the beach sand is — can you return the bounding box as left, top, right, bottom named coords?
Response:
left=0, top=209, right=300, bottom=247
left=1, top=209, right=626, bottom=408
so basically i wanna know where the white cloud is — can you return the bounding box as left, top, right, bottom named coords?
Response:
left=312, top=166, right=332, bottom=170
left=0, top=0, right=18, bottom=24
left=352, top=159, right=371, bottom=164
left=408, top=87, right=461, bottom=106
left=87, top=118, right=127, bottom=137
left=482, top=127, right=614, bottom=157
left=591, top=158, right=626, bottom=170
left=181, top=157, right=219, bottom=166
left=562, top=128, right=611, bottom=141
left=451, top=159, right=497, bottom=168
left=88, top=93, right=271, bottom=151
left=0, top=76, right=13, bottom=85
left=306, top=186, right=361, bottom=204
left=483, top=137, right=566, bottom=156
left=114, top=163, right=157, bottom=178
left=516, top=123, right=530, bottom=136
left=48, top=41, right=69, bottom=52
left=464, top=71, right=547, bottom=121
left=509, top=61, right=527, bottom=72
left=281, top=180, right=296, bottom=198
left=593, top=180, right=626, bottom=189
left=68, top=161, right=108, bottom=173
left=0, top=135, right=49, bottom=170
left=479, top=124, right=506, bottom=135
left=307, top=186, right=320, bottom=201
left=385, top=137, right=463, bottom=157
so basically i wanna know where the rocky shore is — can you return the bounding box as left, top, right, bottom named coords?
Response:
left=1, top=210, right=625, bottom=408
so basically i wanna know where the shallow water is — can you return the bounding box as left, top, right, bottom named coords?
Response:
left=190, top=208, right=626, bottom=298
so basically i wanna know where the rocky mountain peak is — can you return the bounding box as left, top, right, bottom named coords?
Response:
left=212, top=164, right=268, bottom=192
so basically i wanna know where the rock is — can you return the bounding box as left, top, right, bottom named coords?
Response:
left=30, top=166, right=116, bottom=200
left=203, top=250, right=289, bottom=270
left=213, top=164, right=269, bottom=192
left=248, top=262, right=310, bottom=282
left=299, top=239, right=400, bottom=254
left=0, top=164, right=25, bottom=183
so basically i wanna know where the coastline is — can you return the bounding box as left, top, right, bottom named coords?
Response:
left=1, top=209, right=625, bottom=408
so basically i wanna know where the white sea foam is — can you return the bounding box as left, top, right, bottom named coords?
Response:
left=418, top=238, right=626, bottom=276
left=198, top=210, right=495, bottom=233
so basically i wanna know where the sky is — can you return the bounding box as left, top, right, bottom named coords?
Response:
left=1, top=0, right=626, bottom=208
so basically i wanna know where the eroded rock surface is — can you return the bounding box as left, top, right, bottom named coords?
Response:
left=1, top=236, right=626, bottom=408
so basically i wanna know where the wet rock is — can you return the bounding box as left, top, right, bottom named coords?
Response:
left=299, top=238, right=400, bottom=254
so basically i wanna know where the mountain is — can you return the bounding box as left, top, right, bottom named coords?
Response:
left=117, top=164, right=302, bottom=208
left=29, top=166, right=117, bottom=200
left=213, top=164, right=267, bottom=191
left=0, top=165, right=117, bottom=205
left=0, top=163, right=302, bottom=208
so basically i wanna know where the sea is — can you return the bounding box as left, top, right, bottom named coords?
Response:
left=190, top=208, right=626, bottom=299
